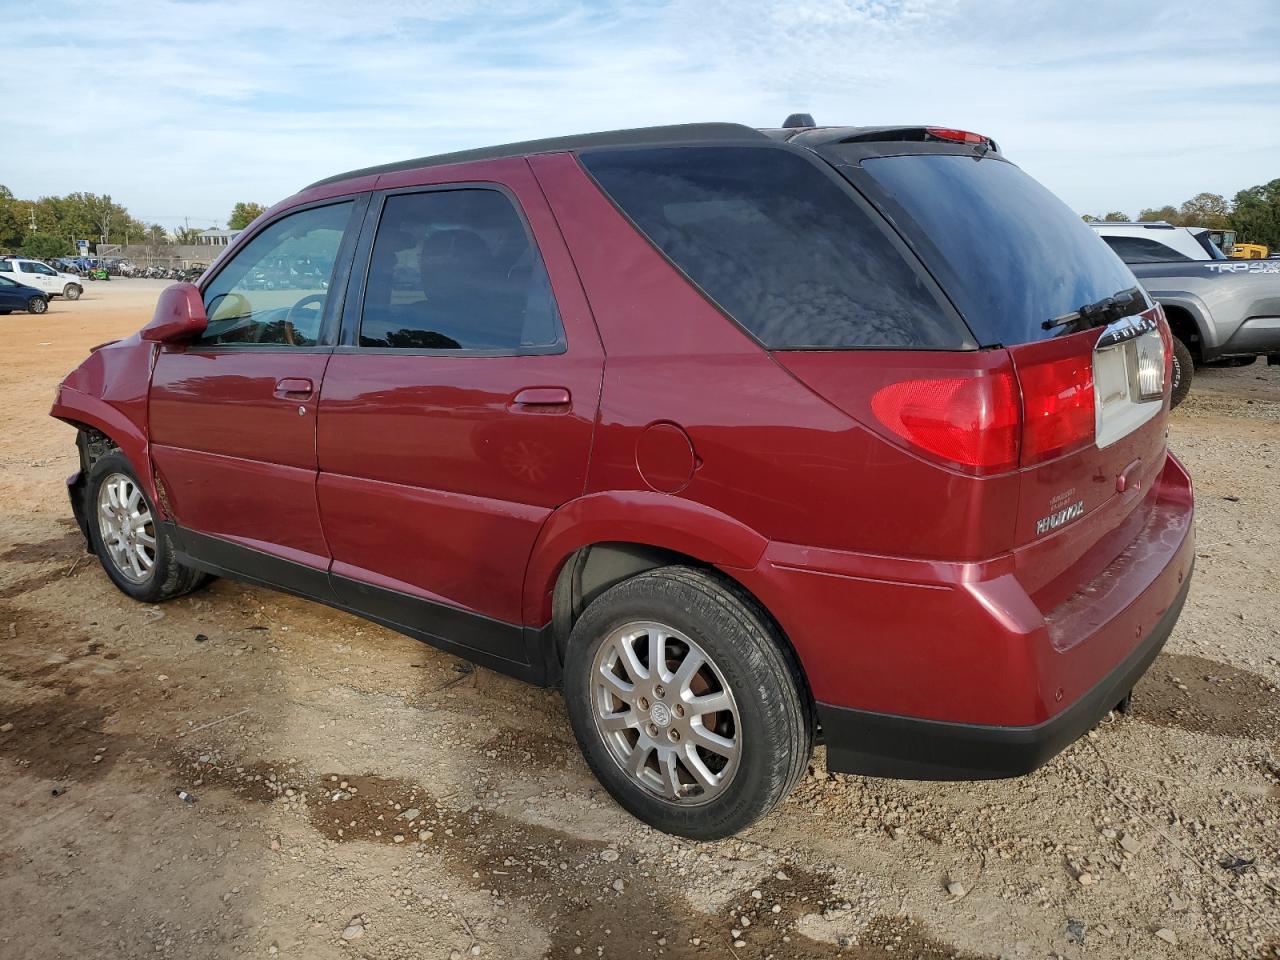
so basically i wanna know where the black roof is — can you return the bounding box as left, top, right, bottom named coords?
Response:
left=306, top=122, right=1000, bottom=189
left=307, top=122, right=770, bottom=188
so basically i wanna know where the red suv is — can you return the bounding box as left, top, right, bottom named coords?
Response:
left=52, top=121, right=1195, bottom=839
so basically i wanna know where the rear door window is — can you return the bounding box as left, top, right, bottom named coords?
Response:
left=848, top=153, right=1140, bottom=346
left=359, top=188, right=563, bottom=352
left=579, top=146, right=970, bottom=349
left=1100, top=235, right=1191, bottom=263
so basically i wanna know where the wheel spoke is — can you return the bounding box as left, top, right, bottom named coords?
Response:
left=136, top=530, right=156, bottom=548
left=687, top=690, right=731, bottom=716
left=628, top=743, right=653, bottom=778
left=135, top=543, right=155, bottom=570
left=648, top=628, right=668, bottom=683
left=673, top=649, right=706, bottom=694
left=680, top=745, right=721, bottom=790
left=659, top=749, right=683, bottom=800
left=689, top=720, right=736, bottom=759
left=613, top=633, right=648, bottom=683
left=598, top=710, right=637, bottom=732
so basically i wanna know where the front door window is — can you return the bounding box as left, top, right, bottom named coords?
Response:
left=198, top=202, right=352, bottom=347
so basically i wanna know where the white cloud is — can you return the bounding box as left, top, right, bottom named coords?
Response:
left=1, top=0, right=1276, bottom=226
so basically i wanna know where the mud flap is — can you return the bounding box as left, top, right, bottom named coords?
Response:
left=1113, top=689, right=1133, bottom=714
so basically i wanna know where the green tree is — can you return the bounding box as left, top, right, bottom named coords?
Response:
left=1137, top=205, right=1179, bottom=223
left=1230, top=179, right=1280, bottom=248
left=228, top=202, right=266, bottom=230
left=0, top=186, right=30, bottom=252
left=174, top=226, right=203, bottom=244
left=1178, top=192, right=1231, bottom=229
left=1081, top=213, right=1099, bottom=222
left=1102, top=211, right=1130, bottom=222
left=22, top=233, right=71, bottom=258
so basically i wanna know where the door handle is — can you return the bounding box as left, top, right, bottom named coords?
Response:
left=274, top=377, right=314, bottom=400
left=510, top=387, right=571, bottom=408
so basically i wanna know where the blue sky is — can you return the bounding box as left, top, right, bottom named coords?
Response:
left=2, top=0, right=1277, bottom=230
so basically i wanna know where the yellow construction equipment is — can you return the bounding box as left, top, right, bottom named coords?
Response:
left=1230, top=242, right=1270, bottom=259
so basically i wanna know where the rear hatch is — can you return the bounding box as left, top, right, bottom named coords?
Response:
left=579, top=136, right=1172, bottom=584
left=822, top=143, right=1172, bottom=599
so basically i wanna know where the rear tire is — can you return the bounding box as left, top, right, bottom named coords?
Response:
left=85, top=452, right=206, bottom=603
left=63, top=284, right=82, bottom=301
left=1170, top=337, right=1193, bottom=409
left=28, top=296, right=47, bottom=315
left=563, top=566, right=813, bottom=840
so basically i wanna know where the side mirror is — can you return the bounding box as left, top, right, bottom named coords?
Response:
left=141, top=282, right=207, bottom=343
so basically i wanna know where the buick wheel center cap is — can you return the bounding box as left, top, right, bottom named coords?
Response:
left=650, top=701, right=672, bottom=727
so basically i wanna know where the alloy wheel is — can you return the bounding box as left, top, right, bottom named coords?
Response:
left=590, top=620, right=741, bottom=805
left=97, top=472, right=157, bottom=583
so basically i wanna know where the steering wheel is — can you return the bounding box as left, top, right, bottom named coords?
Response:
left=282, top=294, right=327, bottom=346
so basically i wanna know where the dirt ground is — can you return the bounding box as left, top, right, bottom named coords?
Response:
left=1, top=280, right=1278, bottom=960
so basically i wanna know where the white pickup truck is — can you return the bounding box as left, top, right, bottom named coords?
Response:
left=0, top=257, right=84, bottom=300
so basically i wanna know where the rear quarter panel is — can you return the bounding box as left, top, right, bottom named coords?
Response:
left=1129, top=260, right=1280, bottom=355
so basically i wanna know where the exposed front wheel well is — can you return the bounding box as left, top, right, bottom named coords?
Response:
left=66, top=426, right=123, bottom=551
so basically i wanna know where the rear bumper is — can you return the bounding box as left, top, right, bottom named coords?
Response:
left=816, top=567, right=1190, bottom=779
left=732, top=452, right=1195, bottom=780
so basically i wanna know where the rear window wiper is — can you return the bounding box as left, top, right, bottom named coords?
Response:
left=1042, top=287, right=1143, bottom=332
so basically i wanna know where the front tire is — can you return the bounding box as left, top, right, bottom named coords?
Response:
left=563, top=566, right=813, bottom=840
left=63, top=283, right=82, bottom=301
left=28, top=296, right=47, bottom=315
left=85, top=453, right=205, bottom=602
left=1170, top=337, right=1194, bottom=409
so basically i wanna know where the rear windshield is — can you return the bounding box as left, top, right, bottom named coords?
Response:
left=852, top=153, right=1140, bottom=345
left=579, top=146, right=971, bottom=349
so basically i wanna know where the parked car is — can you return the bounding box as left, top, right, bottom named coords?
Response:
left=1091, top=221, right=1280, bottom=405
left=0, top=256, right=84, bottom=300
left=0, top=275, right=49, bottom=314
left=51, top=120, right=1195, bottom=839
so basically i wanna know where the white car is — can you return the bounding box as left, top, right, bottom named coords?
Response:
left=1089, top=221, right=1224, bottom=262
left=0, top=257, right=84, bottom=300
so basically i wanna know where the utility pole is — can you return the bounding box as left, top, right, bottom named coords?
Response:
left=28, top=209, right=37, bottom=233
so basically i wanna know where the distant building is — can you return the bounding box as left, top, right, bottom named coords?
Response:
left=196, top=229, right=241, bottom=247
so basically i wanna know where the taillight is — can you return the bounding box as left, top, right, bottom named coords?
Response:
left=869, top=347, right=1101, bottom=474
left=870, top=371, right=1020, bottom=474
left=1019, top=353, right=1095, bottom=465
left=926, top=127, right=991, bottom=145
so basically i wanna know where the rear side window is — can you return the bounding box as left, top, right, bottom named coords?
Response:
left=1101, top=235, right=1191, bottom=263
left=852, top=153, right=1140, bottom=346
left=579, top=146, right=969, bottom=349
left=359, top=189, right=562, bottom=352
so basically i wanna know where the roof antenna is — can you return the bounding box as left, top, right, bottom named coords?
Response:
left=782, top=113, right=815, bottom=129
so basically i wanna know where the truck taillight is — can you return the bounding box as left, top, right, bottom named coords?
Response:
left=870, top=371, right=1020, bottom=474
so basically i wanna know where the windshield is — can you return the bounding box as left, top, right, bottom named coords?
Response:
left=847, top=153, right=1141, bottom=345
